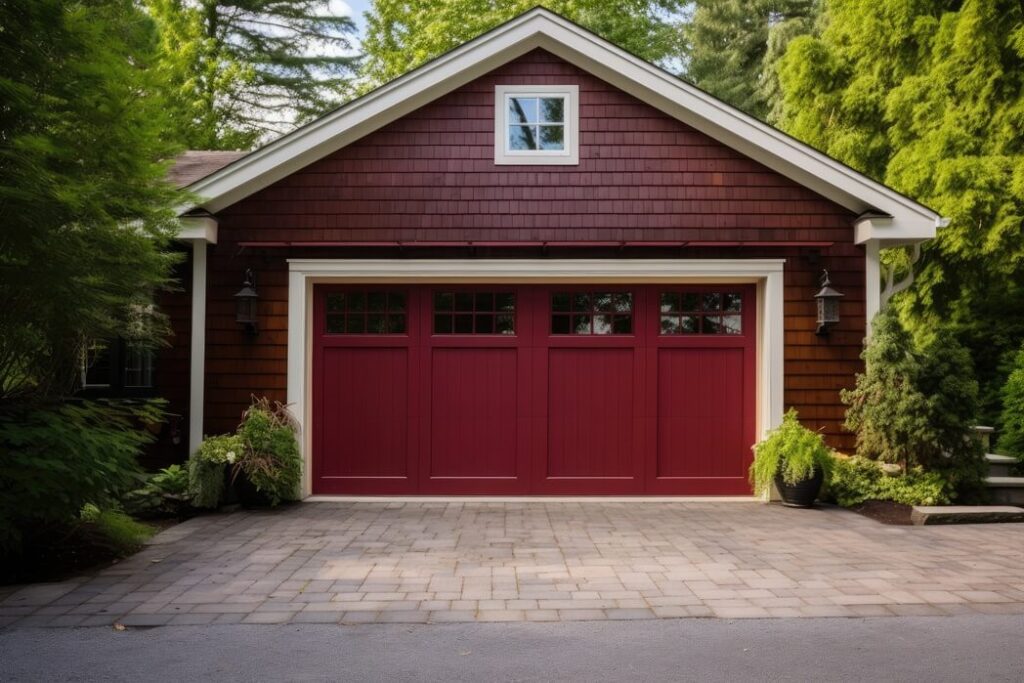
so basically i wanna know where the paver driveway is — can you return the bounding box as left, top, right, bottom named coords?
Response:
left=2, top=502, right=1023, bottom=627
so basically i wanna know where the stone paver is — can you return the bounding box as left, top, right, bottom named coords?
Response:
left=2, top=502, right=1023, bottom=626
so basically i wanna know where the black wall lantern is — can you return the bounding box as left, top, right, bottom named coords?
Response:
left=234, top=269, right=259, bottom=336
left=814, top=269, right=844, bottom=336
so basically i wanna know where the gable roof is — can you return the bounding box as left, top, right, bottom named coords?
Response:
left=168, top=151, right=248, bottom=188
left=179, top=7, right=942, bottom=246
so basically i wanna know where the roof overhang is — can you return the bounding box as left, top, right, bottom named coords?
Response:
left=178, top=215, right=218, bottom=244
left=179, top=8, right=942, bottom=247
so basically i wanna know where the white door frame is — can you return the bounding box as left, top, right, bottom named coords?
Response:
left=287, top=258, right=786, bottom=498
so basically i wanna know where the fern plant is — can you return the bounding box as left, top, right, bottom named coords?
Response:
left=750, top=409, right=834, bottom=497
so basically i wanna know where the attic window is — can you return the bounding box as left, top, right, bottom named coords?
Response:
left=494, top=85, right=578, bottom=165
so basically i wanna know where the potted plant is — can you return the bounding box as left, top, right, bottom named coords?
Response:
left=186, top=434, right=244, bottom=509
left=232, top=398, right=302, bottom=507
left=750, top=409, right=834, bottom=507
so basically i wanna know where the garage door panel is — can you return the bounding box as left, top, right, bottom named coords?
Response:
left=656, top=347, right=746, bottom=479
left=545, top=348, right=637, bottom=480
left=313, top=283, right=756, bottom=496
left=319, top=347, right=410, bottom=478
left=428, top=348, right=519, bottom=479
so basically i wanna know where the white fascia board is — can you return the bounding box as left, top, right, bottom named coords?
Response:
left=178, top=216, right=218, bottom=244
left=181, top=8, right=939, bottom=234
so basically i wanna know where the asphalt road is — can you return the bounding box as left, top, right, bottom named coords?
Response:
left=1, top=615, right=1022, bottom=682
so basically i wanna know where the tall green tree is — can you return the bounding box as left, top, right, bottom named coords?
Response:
left=684, top=0, right=820, bottom=121
left=0, top=0, right=179, bottom=401
left=360, top=0, right=686, bottom=88
left=776, top=0, right=1024, bottom=425
left=146, top=0, right=360, bottom=149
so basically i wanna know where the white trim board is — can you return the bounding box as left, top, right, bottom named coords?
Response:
left=306, top=496, right=759, bottom=504
left=286, top=258, right=786, bottom=499
left=181, top=8, right=942, bottom=247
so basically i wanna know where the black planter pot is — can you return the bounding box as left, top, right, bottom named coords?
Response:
left=225, top=465, right=272, bottom=508
left=774, top=467, right=824, bottom=508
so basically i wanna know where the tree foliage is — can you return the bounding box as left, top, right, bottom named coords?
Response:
left=0, top=0, right=179, bottom=402
left=776, top=0, right=1024, bottom=428
left=0, top=400, right=162, bottom=554
left=360, top=0, right=686, bottom=88
left=146, top=0, right=360, bottom=149
left=684, top=0, right=820, bottom=121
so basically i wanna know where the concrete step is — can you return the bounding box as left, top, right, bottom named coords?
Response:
left=985, top=453, right=1019, bottom=478
left=985, top=476, right=1024, bottom=505
left=911, top=505, right=1024, bottom=525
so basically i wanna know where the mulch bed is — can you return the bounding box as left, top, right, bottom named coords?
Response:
left=851, top=500, right=914, bottom=526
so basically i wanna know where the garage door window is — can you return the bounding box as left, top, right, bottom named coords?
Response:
left=325, top=291, right=407, bottom=334
left=659, top=291, right=742, bottom=335
left=551, top=291, right=633, bottom=335
left=434, top=291, right=515, bottom=334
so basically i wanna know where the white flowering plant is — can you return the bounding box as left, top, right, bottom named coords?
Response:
left=186, top=434, right=244, bottom=508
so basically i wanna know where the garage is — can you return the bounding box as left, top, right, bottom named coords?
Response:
left=311, top=283, right=755, bottom=495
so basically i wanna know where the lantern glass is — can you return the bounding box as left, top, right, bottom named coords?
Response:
left=817, top=296, right=839, bottom=325
left=236, top=294, right=257, bottom=325
left=233, top=269, right=259, bottom=334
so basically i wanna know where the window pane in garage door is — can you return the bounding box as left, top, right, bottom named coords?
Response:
left=433, top=290, right=516, bottom=334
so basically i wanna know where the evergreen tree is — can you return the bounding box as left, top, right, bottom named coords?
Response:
left=146, top=0, right=360, bottom=149
left=0, top=0, right=179, bottom=401
left=997, top=347, right=1024, bottom=461
left=684, top=0, right=819, bottom=120
left=843, top=310, right=983, bottom=480
left=360, top=0, right=686, bottom=88
left=777, top=0, right=1024, bottom=426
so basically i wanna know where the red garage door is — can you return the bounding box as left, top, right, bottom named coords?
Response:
left=312, top=284, right=755, bottom=495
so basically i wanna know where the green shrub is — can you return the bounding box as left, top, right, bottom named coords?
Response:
left=187, top=434, right=243, bottom=508
left=86, top=507, right=155, bottom=550
left=996, top=346, right=1024, bottom=463
left=123, top=464, right=190, bottom=518
left=750, top=409, right=834, bottom=497
left=236, top=398, right=301, bottom=506
left=0, top=399, right=162, bottom=555
left=841, top=309, right=986, bottom=499
left=827, top=456, right=952, bottom=507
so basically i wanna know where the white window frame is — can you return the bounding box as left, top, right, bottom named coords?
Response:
left=494, top=85, right=579, bottom=165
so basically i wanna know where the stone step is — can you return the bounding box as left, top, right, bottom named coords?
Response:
left=911, top=505, right=1024, bottom=526
left=985, top=453, right=1018, bottom=478
left=985, top=476, right=1024, bottom=505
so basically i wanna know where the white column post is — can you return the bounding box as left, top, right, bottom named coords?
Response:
left=188, top=240, right=207, bottom=454
left=286, top=269, right=310, bottom=496
left=764, top=270, right=785, bottom=434
left=865, top=240, right=881, bottom=336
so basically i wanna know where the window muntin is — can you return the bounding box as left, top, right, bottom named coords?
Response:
left=434, top=291, right=515, bottom=335
left=551, top=291, right=633, bottom=335
left=325, top=291, right=407, bottom=334
left=494, top=85, right=578, bottom=165
left=659, top=291, right=743, bottom=335
left=123, top=343, right=154, bottom=388
left=80, top=338, right=155, bottom=393
left=507, top=96, right=565, bottom=151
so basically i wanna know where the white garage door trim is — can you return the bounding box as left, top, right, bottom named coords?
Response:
left=287, top=258, right=786, bottom=498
